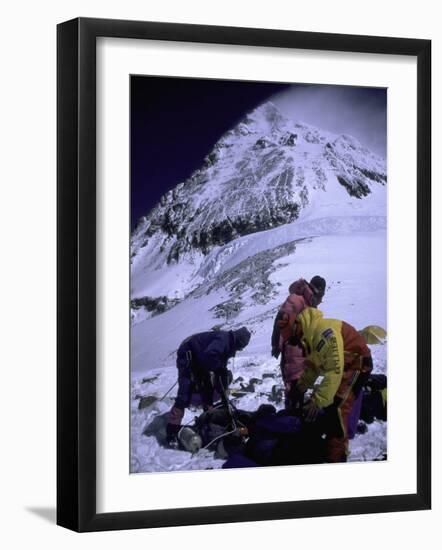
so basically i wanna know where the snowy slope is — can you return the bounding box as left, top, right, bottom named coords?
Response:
left=131, top=232, right=387, bottom=472
left=131, top=231, right=386, bottom=374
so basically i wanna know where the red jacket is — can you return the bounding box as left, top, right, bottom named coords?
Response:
left=271, top=279, right=316, bottom=384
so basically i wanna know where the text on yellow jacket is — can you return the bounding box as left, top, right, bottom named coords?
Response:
left=296, top=308, right=372, bottom=408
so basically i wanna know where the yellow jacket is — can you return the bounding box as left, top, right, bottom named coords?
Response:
left=296, top=308, right=345, bottom=408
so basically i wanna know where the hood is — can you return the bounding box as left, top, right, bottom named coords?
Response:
left=288, top=278, right=308, bottom=295
left=232, top=327, right=251, bottom=351
left=297, top=307, right=324, bottom=347
left=288, top=278, right=315, bottom=307
left=309, top=275, right=326, bottom=296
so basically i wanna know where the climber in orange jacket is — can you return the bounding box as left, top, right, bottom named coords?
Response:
left=292, top=307, right=373, bottom=462
left=271, top=276, right=326, bottom=408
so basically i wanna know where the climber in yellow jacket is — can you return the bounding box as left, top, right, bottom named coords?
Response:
left=292, top=307, right=373, bottom=462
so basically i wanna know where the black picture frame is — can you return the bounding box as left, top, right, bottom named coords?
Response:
left=57, top=17, right=431, bottom=532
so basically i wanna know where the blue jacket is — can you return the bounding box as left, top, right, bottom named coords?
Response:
left=174, top=331, right=237, bottom=410
left=183, top=331, right=236, bottom=372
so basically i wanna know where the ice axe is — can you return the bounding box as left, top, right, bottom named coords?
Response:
left=217, top=377, right=238, bottom=428
left=217, top=376, right=248, bottom=434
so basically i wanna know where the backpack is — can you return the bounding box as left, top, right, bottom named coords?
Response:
left=360, top=375, right=387, bottom=423
left=194, top=407, right=252, bottom=458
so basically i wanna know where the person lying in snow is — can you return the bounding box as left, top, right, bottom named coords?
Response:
left=271, top=276, right=326, bottom=409
left=221, top=403, right=329, bottom=468
left=289, top=307, right=373, bottom=462
left=166, top=327, right=251, bottom=447
left=144, top=378, right=387, bottom=466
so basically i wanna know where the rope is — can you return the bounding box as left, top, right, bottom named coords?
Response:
left=157, top=380, right=178, bottom=402
left=201, top=427, right=239, bottom=451
left=191, top=383, right=247, bottom=455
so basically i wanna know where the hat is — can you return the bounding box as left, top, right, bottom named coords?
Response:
left=233, top=327, right=251, bottom=350
left=309, top=275, right=326, bottom=296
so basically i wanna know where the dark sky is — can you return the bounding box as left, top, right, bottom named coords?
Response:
left=131, top=77, right=386, bottom=229
left=272, top=84, right=386, bottom=158
left=131, top=77, right=290, bottom=228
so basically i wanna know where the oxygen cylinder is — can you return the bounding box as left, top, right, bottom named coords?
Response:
left=178, top=427, right=202, bottom=453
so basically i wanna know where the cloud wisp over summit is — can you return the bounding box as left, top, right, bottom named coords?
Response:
left=272, top=84, right=386, bottom=158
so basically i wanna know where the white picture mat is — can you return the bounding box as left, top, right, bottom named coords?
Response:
left=96, top=37, right=417, bottom=514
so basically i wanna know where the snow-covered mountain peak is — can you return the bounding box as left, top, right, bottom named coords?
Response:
left=243, top=101, right=286, bottom=130
left=213, top=101, right=284, bottom=149
left=131, top=100, right=386, bottom=301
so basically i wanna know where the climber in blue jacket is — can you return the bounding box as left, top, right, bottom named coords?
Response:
left=166, top=327, right=251, bottom=446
